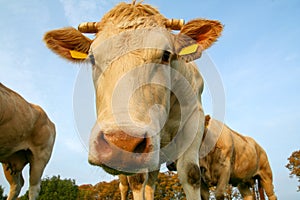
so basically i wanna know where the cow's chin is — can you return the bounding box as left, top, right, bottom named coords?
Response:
left=89, top=155, right=154, bottom=175
left=100, top=165, right=135, bottom=176
left=88, top=150, right=160, bottom=175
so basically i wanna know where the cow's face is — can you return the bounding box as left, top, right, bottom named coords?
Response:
left=88, top=29, right=173, bottom=174
left=44, top=2, right=222, bottom=175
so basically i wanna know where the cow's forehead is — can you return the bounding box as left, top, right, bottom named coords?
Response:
left=90, top=28, right=173, bottom=69
left=96, top=2, right=166, bottom=32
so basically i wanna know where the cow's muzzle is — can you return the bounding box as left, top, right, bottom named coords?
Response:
left=88, top=130, right=154, bottom=174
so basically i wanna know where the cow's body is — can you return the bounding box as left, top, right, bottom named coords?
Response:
left=200, top=117, right=277, bottom=200
left=0, top=83, right=56, bottom=200
left=168, top=116, right=277, bottom=200
left=44, top=1, right=223, bottom=199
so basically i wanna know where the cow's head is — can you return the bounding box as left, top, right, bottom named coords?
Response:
left=44, top=1, right=222, bottom=175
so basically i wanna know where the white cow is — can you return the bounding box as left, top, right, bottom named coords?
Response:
left=0, top=83, right=56, bottom=200
left=43, top=1, right=223, bottom=199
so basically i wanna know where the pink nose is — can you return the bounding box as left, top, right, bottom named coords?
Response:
left=88, top=129, right=154, bottom=173
left=103, top=130, right=151, bottom=153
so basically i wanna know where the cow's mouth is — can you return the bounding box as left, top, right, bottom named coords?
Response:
left=89, top=151, right=152, bottom=175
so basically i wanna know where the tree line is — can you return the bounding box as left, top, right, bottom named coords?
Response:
left=0, top=149, right=299, bottom=199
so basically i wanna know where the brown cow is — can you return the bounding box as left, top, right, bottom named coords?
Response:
left=43, top=1, right=223, bottom=199
left=167, top=116, right=277, bottom=200
left=0, top=83, right=56, bottom=200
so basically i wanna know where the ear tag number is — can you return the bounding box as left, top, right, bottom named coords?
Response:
left=70, top=50, right=88, bottom=59
left=179, top=44, right=199, bottom=56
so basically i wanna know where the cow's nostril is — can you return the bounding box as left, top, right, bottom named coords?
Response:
left=133, top=134, right=150, bottom=154
left=99, top=131, right=108, bottom=145
left=96, top=131, right=112, bottom=155
left=133, top=137, right=147, bottom=153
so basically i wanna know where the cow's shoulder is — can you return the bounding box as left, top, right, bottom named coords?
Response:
left=206, top=118, right=233, bottom=151
left=232, top=131, right=257, bottom=155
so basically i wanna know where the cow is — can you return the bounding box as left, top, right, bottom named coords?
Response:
left=0, top=83, right=56, bottom=200
left=119, top=173, right=159, bottom=200
left=43, top=1, right=223, bottom=199
left=167, top=115, right=277, bottom=200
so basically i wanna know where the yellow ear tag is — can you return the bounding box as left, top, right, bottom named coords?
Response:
left=70, top=50, right=88, bottom=59
left=179, top=44, right=199, bottom=56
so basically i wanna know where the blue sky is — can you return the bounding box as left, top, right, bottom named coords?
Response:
left=0, top=0, right=299, bottom=199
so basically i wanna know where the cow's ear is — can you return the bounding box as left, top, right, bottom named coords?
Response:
left=43, top=27, right=92, bottom=62
left=175, top=19, right=223, bottom=62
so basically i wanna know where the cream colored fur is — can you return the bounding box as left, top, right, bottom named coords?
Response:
left=43, top=1, right=223, bottom=199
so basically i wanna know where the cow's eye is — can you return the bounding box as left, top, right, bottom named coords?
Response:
left=89, top=53, right=95, bottom=66
left=161, top=51, right=171, bottom=64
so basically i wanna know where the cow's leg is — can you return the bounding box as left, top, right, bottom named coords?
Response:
left=28, top=148, right=52, bottom=200
left=259, top=175, right=277, bottom=200
left=177, top=154, right=201, bottom=200
left=200, top=179, right=210, bottom=200
left=176, top=111, right=204, bottom=200
left=257, top=160, right=277, bottom=200
left=119, top=175, right=129, bottom=200
left=238, top=183, right=253, bottom=200
left=176, top=113, right=204, bottom=200
left=28, top=159, right=45, bottom=200
left=128, top=173, right=147, bottom=200
left=119, top=171, right=158, bottom=200
left=145, top=170, right=158, bottom=200
left=214, top=158, right=231, bottom=200
left=2, top=163, right=24, bottom=200
left=28, top=121, right=55, bottom=200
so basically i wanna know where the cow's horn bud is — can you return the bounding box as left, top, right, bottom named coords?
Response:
left=166, top=19, right=185, bottom=30
left=78, top=22, right=98, bottom=33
